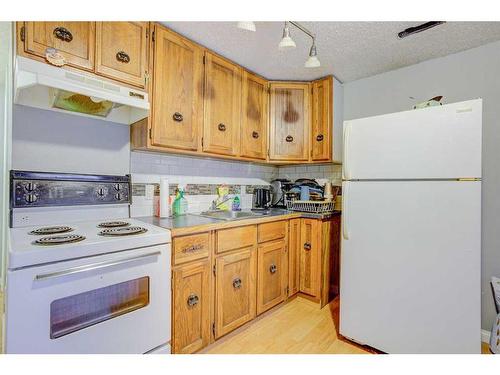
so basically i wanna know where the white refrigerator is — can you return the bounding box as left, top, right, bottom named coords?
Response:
left=340, top=99, right=482, bottom=354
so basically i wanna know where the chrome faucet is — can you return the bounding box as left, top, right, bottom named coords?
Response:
left=210, top=196, right=232, bottom=211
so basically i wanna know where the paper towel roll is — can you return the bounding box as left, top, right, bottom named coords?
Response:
left=160, top=178, right=170, bottom=218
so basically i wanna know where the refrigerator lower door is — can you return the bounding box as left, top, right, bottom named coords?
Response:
left=343, top=99, right=482, bottom=180
left=340, top=180, right=481, bottom=353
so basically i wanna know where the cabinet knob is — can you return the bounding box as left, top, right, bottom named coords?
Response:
left=173, top=112, right=184, bottom=122
left=218, top=123, right=226, bottom=132
left=232, top=277, right=242, bottom=289
left=187, top=294, right=199, bottom=307
left=304, top=242, right=311, bottom=251
left=285, top=135, right=293, bottom=142
left=116, top=51, right=130, bottom=63
left=53, top=27, right=73, bottom=42
left=252, top=131, right=259, bottom=139
left=316, top=134, right=324, bottom=142
left=269, top=264, right=277, bottom=274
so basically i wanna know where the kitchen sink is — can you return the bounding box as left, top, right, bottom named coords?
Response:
left=196, top=210, right=268, bottom=221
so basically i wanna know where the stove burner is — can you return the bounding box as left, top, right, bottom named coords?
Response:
left=34, top=234, right=86, bottom=246
left=99, top=226, right=148, bottom=237
left=97, top=221, right=130, bottom=228
left=29, top=226, right=73, bottom=235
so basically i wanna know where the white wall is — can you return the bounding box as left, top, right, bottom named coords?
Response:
left=12, top=105, right=130, bottom=175
left=343, top=40, right=500, bottom=331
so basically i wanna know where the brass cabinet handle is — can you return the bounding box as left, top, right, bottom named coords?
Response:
left=232, top=277, right=242, bottom=289
left=252, top=131, right=259, bottom=139
left=53, top=27, right=73, bottom=42
left=304, top=242, right=311, bottom=251
left=285, top=135, right=293, bottom=142
left=173, top=112, right=183, bottom=122
left=316, top=134, right=324, bottom=142
left=269, top=264, right=277, bottom=274
left=187, top=294, right=199, bottom=307
left=218, top=123, right=226, bottom=132
left=116, top=51, right=130, bottom=63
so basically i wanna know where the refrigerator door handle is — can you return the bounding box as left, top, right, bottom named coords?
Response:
left=342, top=182, right=350, bottom=240
left=343, top=122, right=351, bottom=180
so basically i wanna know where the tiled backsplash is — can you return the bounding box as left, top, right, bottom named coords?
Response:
left=278, top=164, right=343, bottom=185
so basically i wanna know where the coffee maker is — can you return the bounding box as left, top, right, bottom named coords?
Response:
left=252, top=188, right=271, bottom=210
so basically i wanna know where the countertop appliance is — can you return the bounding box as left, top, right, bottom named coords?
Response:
left=5, top=170, right=171, bottom=354
left=252, top=187, right=271, bottom=210
left=270, top=179, right=293, bottom=208
left=340, top=99, right=482, bottom=353
left=14, top=57, right=149, bottom=124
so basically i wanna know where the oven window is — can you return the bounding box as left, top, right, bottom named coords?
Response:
left=50, top=277, right=150, bottom=339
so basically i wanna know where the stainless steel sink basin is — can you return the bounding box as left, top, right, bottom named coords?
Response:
left=197, top=210, right=267, bottom=221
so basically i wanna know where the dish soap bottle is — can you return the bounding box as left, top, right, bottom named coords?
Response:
left=173, top=185, right=188, bottom=216
left=232, top=195, right=241, bottom=211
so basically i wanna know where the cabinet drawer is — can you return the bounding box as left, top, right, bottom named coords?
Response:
left=216, top=225, right=257, bottom=254
left=258, top=220, right=287, bottom=243
left=173, top=232, right=210, bottom=265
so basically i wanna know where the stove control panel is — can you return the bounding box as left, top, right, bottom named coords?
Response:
left=10, top=170, right=131, bottom=208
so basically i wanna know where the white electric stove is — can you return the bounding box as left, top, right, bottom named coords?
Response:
left=5, top=170, right=171, bottom=354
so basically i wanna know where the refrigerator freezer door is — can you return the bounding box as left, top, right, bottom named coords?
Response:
left=343, top=99, right=482, bottom=180
left=340, top=180, right=481, bottom=353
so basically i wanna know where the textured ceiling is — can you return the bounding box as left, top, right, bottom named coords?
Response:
left=161, top=21, right=500, bottom=82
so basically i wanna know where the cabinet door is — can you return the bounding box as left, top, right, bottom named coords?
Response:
left=300, top=219, right=321, bottom=297
left=288, top=218, right=301, bottom=297
left=311, top=76, right=333, bottom=161
left=215, top=247, right=257, bottom=338
left=269, top=82, right=310, bottom=161
left=172, top=260, right=211, bottom=354
left=95, top=22, right=149, bottom=88
left=150, top=26, right=204, bottom=151
left=240, top=71, right=268, bottom=160
left=257, top=240, right=287, bottom=315
left=203, top=52, right=241, bottom=156
left=24, top=22, right=95, bottom=71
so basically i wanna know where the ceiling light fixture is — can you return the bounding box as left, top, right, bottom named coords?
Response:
left=287, top=21, right=320, bottom=68
left=237, top=22, right=256, bottom=32
left=278, top=22, right=296, bottom=50
left=398, top=21, right=446, bottom=39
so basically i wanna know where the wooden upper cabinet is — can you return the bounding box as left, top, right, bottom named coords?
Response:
left=269, top=82, right=310, bottom=161
left=95, top=22, right=149, bottom=88
left=215, top=247, right=257, bottom=338
left=299, top=219, right=321, bottom=298
left=311, top=76, right=333, bottom=161
left=240, top=71, right=268, bottom=160
left=23, top=22, right=95, bottom=71
left=172, top=260, right=211, bottom=354
left=203, top=52, right=242, bottom=156
left=257, top=240, right=287, bottom=315
left=150, top=26, right=204, bottom=151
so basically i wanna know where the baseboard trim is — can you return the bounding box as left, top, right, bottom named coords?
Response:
left=482, top=329, right=491, bottom=344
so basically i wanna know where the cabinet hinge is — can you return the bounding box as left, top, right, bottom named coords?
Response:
left=148, top=128, right=152, bottom=139
left=201, top=137, right=204, bottom=148
left=286, top=286, right=289, bottom=295
left=203, top=55, right=206, bottom=65
left=152, top=30, right=155, bottom=42
left=20, top=25, right=25, bottom=42
left=212, top=322, right=216, bottom=337
left=212, top=264, right=216, bottom=276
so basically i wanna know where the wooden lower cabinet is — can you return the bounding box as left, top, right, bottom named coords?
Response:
left=214, top=247, right=257, bottom=338
left=299, top=219, right=321, bottom=298
left=257, top=239, right=288, bottom=315
left=288, top=218, right=301, bottom=297
left=172, top=260, right=211, bottom=354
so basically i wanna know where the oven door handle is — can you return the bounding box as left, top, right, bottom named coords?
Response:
left=34, top=251, right=162, bottom=281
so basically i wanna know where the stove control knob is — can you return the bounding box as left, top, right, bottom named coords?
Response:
left=115, top=193, right=124, bottom=200
left=97, top=187, right=106, bottom=197
left=25, top=194, right=38, bottom=203
left=25, top=182, right=37, bottom=192
left=114, top=184, right=122, bottom=191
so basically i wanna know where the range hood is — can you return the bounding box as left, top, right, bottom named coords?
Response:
left=14, top=56, right=149, bottom=124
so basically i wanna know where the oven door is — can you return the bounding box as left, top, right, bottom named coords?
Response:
left=5, top=244, right=171, bottom=354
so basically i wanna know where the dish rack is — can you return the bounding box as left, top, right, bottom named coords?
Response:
left=286, top=200, right=336, bottom=214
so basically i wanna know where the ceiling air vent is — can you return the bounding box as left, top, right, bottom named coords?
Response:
left=398, top=22, right=446, bottom=39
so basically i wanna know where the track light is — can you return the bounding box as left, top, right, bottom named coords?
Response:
left=304, top=39, right=320, bottom=68
left=237, top=22, right=256, bottom=32
left=278, top=22, right=296, bottom=50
